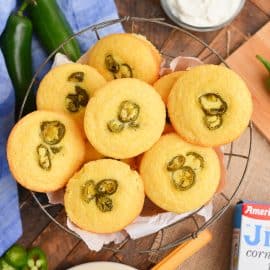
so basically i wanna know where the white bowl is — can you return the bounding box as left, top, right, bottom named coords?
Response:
left=160, top=0, right=246, bottom=32
left=67, top=261, right=138, bottom=270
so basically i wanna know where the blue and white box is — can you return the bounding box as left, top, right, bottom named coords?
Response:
left=231, top=201, right=270, bottom=270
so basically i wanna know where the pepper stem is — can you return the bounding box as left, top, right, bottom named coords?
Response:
left=17, top=0, right=37, bottom=16
left=17, top=1, right=28, bottom=16
left=256, top=55, right=270, bottom=73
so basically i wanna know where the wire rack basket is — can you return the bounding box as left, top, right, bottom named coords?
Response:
left=19, top=16, right=252, bottom=254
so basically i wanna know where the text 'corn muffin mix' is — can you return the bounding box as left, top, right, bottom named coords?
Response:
left=6, top=32, right=253, bottom=234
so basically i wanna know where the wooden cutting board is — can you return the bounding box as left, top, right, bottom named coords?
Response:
left=227, top=22, right=270, bottom=141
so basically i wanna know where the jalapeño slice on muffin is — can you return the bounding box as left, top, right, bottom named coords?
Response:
left=107, top=100, right=140, bottom=133
left=80, top=178, right=118, bottom=210
left=167, top=65, right=252, bottom=146
left=7, top=111, right=85, bottom=192
left=104, top=55, right=133, bottom=79
left=88, top=33, right=162, bottom=84
left=84, top=78, right=166, bottom=159
left=140, top=133, right=220, bottom=214
left=36, top=63, right=106, bottom=131
left=64, top=159, right=144, bottom=233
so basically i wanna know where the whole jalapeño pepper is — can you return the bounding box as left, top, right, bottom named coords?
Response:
left=0, top=1, right=36, bottom=117
left=22, top=247, right=48, bottom=270
left=28, top=0, right=81, bottom=61
left=4, top=245, right=27, bottom=268
left=0, top=245, right=48, bottom=270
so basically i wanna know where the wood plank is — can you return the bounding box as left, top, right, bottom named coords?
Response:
left=17, top=196, right=61, bottom=247
left=116, top=0, right=163, bottom=18
left=56, top=241, right=115, bottom=270
left=250, top=0, right=270, bottom=15
left=115, top=0, right=173, bottom=49
left=18, top=186, right=30, bottom=203
left=198, top=25, right=247, bottom=64
left=227, top=22, right=270, bottom=141
left=30, top=211, right=80, bottom=270
left=161, top=28, right=220, bottom=61
left=114, top=234, right=157, bottom=270
left=57, top=232, right=156, bottom=270
left=233, top=0, right=269, bottom=36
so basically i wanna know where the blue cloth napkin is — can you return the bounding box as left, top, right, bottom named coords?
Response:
left=0, top=0, right=123, bottom=256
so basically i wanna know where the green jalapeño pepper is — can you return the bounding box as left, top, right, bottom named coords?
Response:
left=0, top=258, right=17, bottom=270
left=22, top=247, right=48, bottom=270
left=256, top=54, right=270, bottom=91
left=0, top=1, right=36, bottom=117
left=4, top=245, right=27, bottom=268
left=28, top=0, right=81, bottom=61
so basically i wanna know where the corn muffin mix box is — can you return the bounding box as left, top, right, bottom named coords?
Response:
left=231, top=201, right=270, bottom=270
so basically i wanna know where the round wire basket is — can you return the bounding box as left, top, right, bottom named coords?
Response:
left=19, top=16, right=252, bottom=254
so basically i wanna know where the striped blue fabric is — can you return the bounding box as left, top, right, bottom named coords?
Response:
left=0, top=0, right=122, bottom=256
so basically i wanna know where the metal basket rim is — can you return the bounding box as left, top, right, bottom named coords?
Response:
left=19, top=16, right=253, bottom=254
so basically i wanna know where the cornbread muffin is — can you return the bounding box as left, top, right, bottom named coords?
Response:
left=153, top=71, right=186, bottom=103
left=36, top=63, right=106, bottom=130
left=7, top=111, right=85, bottom=192
left=84, top=78, right=166, bottom=159
left=88, top=33, right=161, bottom=84
left=64, top=159, right=144, bottom=233
left=167, top=65, right=252, bottom=146
left=140, top=133, right=220, bottom=213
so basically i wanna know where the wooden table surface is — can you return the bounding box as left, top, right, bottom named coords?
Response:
left=17, top=1, right=270, bottom=269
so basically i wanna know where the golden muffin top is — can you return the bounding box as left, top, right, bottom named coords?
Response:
left=88, top=33, right=162, bottom=84
left=168, top=65, right=253, bottom=146
left=7, top=110, right=85, bottom=192
left=140, top=133, right=220, bottom=213
left=36, top=63, right=106, bottom=131
left=64, top=159, right=145, bottom=233
left=84, top=78, right=166, bottom=159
